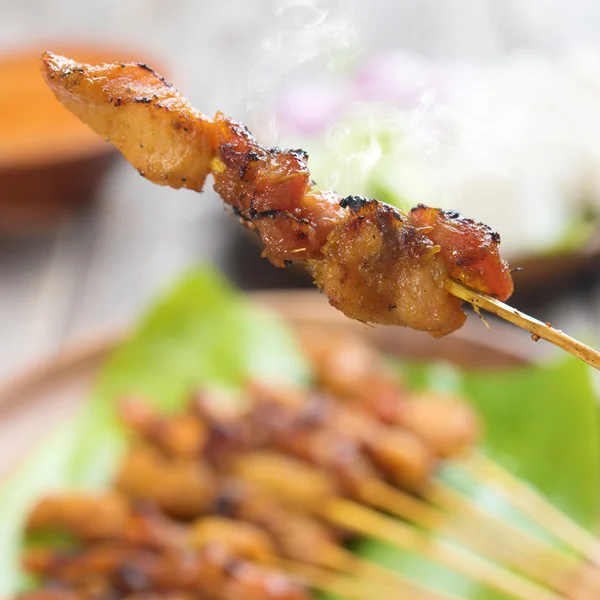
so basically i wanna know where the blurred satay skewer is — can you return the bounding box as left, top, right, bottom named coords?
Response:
left=24, top=486, right=450, bottom=600
left=24, top=375, right=600, bottom=600
left=22, top=456, right=554, bottom=600
left=117, top=397, right=591, bottom=600
left=39, top=52, right=600, bottom=370
left=22, top=536, right=404, bottom=600
left=189, top=382, right=584, bottom=586
left=112, top=441, right=454, bottom=599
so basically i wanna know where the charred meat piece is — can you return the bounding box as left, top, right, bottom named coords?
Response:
left=298, top=328, right=480, bottom=457
left=309, top=200, right=466, bottom=337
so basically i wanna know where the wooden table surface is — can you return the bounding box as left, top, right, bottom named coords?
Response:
left=2, top=0, right=600, bottom=381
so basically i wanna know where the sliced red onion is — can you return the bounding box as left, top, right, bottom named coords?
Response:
left=354, top=51, right=435, bottom=107
left=274, top=80, right=349, bottom=135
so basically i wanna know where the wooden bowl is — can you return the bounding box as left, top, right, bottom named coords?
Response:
left=0, top=290, right=534, bottom=480
left=508, top=229, right=600, bottom=308
left=0, top=45, right=156, bottom=236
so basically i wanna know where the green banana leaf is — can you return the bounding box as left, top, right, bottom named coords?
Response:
left=0, top=267, right=597, bottom=599
left=0, top=267, right=310, bottom=595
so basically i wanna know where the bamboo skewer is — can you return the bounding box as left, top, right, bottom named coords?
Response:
left=460, top=453, right=600, bottom=563
left=273, top=557, right=443, bottom=600
left=322, top=498, right=563, bottom=600
left=277, top=555, right=456, bottom=600
left=359, top=478, right=579, bottom=591
left=314, top=543, right=456, bottom=599
left=323, top=546, right=439, bottom=597
left=446, top=280, right=600, bottom=370
left=232, top=453, right=592, bottom=598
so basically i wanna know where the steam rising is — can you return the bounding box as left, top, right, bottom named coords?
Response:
left=244, top=0, right=364, bottom=144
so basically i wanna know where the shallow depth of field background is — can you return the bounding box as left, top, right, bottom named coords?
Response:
left=2, top=0, right=600, bottom=379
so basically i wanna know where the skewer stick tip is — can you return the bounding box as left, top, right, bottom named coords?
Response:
left=446, top=279, right=600, bottom=370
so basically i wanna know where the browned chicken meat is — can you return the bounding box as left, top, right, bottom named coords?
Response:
left=41, top=52, right=513, bottom=337
left=297, top=327, right=480, bottom=457
left=309, top=199, right=467, bottom=335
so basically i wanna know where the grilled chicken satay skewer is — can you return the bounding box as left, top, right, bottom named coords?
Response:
left=26, top=486, right=445, bottom=599
left=40, top=52, right=600, bottom=369
left=23, top=535, right=394, bottom=600
left=116, top=438, right=547, bottom=600
left=120, top=393, right=590, bottom=596
left=25, top=399, right=596, bottom=600
left=109, top=441, right=444, bottom=599
left=115, top=401, right=558, bottom=600
left=24, top=455, right=595, bottom=600
left=238, top=387, right=582, bottom=586
left=106, top=422, right=559, bottom=600
left=119, top=387, right=600, bottom=599
left=118, top=399, right=456, bottom=600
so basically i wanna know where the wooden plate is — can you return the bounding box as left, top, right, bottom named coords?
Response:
left=0, top=290, right=534, bottom=480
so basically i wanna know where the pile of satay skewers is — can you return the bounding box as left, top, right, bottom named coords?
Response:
left=19, top=328, right=600, bottom=600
